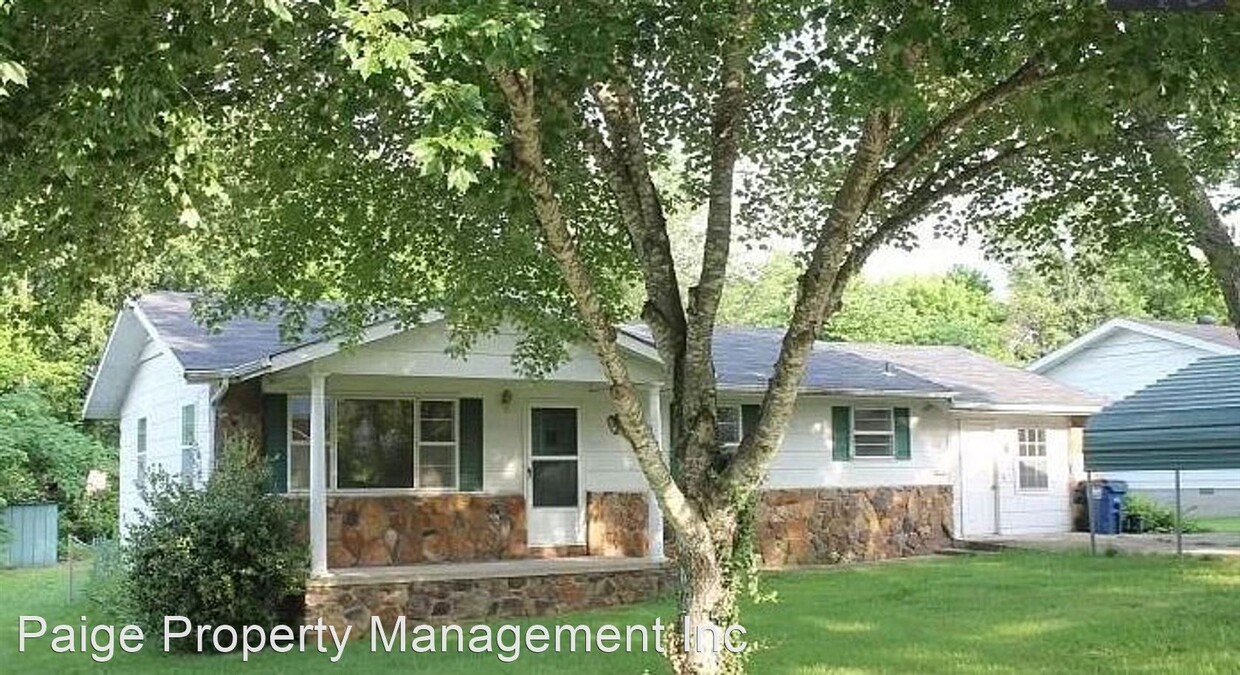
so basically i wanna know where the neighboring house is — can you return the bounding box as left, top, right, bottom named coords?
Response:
left=1030, top=317, right=1240, bottom=514
left=84, top=292, right=1098, bottom=615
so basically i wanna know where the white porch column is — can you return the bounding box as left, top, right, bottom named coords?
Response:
left=309, top=371, right=328, bottom=577
left=645, top=384, right=666, bottom=561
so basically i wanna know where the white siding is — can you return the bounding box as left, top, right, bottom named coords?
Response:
left=118, top=340, right=209, bottom=534
left=1040, top=328, right=1214, bottom=402
left=293, top=321, right=664, bottom=385
left=744, top=396, right=955, bottom=490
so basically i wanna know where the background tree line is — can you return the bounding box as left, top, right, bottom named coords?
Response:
left=717, top=244, right=1227, bottom=363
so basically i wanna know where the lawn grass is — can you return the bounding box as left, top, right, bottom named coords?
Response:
left=4, top=551, right=1240, bottom=673
left=1196, top=516, right=1240, bottom=533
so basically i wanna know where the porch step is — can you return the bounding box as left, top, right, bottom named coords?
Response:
left=949, top=538, right=1008, bottom=553
left=938, top=546, right=1000, bottom=557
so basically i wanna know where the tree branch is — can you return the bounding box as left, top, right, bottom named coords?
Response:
left=495, top=68, right=708, bottom=540
left=1140, top=119, right=1240, bottom=336
left=867, top=57, right=1047, bottom=205
left=832, top=140, right=1034, bottom=303
left=587, top=78, right=688, bottom=354
left=718, top=108, right=894, bottom=505
left=680, top=0, right=754, bottom=495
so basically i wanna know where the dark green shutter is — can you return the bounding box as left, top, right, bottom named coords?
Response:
left=741, top=404, right=761, bottom=443
left=262, top=394, right=288, bottom=492
left=894, top=407, right=911, bottom=460
left=459, top=398, right=484, bottom=491
left=832, top=406, right=851, bottom=461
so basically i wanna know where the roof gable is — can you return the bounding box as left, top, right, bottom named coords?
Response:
left=1030, top=318, right=1240, bottom=374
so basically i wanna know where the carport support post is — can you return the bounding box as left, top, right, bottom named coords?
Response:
left=1175, top=469, right=1183, bottom=557
left=1086, top=471, right=1096, bottom=556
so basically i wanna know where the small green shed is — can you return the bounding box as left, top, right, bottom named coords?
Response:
left=1084, top=354, right=1240, bottom=553
left=0, top=503, right=59, bottom=568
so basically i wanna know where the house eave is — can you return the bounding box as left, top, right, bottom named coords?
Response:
left=950, top=401, right=1102, bottom=415
left=717, top=384, right=956, bottom=399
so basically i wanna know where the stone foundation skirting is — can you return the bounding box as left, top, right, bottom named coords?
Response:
left=586, top=492, right=648, bottom=557
left=294, top=495, right=528, bottom=567
left=757, top=485, right=953, bottom=566
left=305, top=561, right=675, bottom=634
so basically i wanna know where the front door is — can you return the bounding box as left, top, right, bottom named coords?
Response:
left=959, top=419, right=1000, bottom=537
left=527, top=407, right=584, bottom=547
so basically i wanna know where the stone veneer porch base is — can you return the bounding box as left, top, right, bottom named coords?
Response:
left=304, top=558, right=675, bottom=635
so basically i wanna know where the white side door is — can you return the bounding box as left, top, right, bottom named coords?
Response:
left=959, top=419, right=999, bottom=537
left=526, top=406, right=585, bottom=547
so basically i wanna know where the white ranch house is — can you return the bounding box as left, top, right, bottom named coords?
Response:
left=84, top=292, right=1100, bottom=630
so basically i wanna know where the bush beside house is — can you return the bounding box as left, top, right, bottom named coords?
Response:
left=98, top=445, right=307, bottom=647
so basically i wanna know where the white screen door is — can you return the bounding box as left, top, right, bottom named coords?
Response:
left=527, top=407, right=583, bottom=546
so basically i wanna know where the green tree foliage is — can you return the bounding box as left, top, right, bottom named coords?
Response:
left=1006, top=247, right=1227, bottom=362
left=825, top=267, right=1009, bottom=359
left=0, top=386, right=116, bottom=541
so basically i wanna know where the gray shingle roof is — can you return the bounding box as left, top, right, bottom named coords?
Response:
left=136, top=291, right=326, bottom=372
left=1129, top=318, right=1240, bottom=351
left=707, top=328, right=951, bottom=395
left=136, top=292, right=1096, bottom=408
left=828, top=343, right=1102, bottom=408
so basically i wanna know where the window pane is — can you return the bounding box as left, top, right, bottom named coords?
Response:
left=181, top=447, right=197, bottom=486
left=716, top=406, right=742, bottom=446
left=337, top=399, right=414, bottom=489
left=854, top=438, right=894, bottom=457
left=137, top=418, right=147, bottom=455
left=418, top=445, right=456, bottom=488
left=419, top=400, right=455, bottom=421
left=289, top=442, right=309, bottom=490
left=854, top=409, right=893, bottom=433
left=420, top=419, right=455, bottom=443
left=533, top=460, right=578, bottom=507
left=181, top=404, right=196, bottom=447
left=532, top=408, right=578, bottom=457
left=1019, top=459, right=1048, bottom=490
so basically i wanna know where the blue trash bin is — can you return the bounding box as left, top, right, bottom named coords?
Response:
left=1089, top=480, right=1128, bottom=534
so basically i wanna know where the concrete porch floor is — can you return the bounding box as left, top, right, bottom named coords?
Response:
left=310, top=556, right=670, bottom=588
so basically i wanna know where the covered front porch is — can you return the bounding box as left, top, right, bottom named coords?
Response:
left=211, top=320, right=671, bottom=578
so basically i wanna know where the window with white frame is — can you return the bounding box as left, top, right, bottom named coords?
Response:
left=716, top=405, right=742, bottom=450
left=852, top=408, right=895, bottom=457
left=180, top=404, right=197, bottom=485
left=416, top=400, right=457, bottom=489
left=135, top=417, right=148, bottom=486
left=288, top=397, right=458, bottom=491
left=1017, top=428, right=1048, bottom=490
left=288, top=397, right=335, bottom=491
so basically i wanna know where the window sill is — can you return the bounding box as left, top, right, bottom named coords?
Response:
left=282, top=488, right=487, bottom=498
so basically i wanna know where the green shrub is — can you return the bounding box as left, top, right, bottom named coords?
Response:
left=1123, top=493, right=1202, bottom=534
left=116, top=444, right=307, bottom=649
left=0, top=385, right=118, bottom=545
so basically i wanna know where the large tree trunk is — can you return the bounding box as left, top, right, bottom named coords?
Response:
left=1140, top=120, right=1240, bottom=337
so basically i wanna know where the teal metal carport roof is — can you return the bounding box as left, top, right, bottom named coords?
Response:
left=1084, top=354, right=1240, bottom=471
